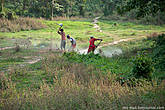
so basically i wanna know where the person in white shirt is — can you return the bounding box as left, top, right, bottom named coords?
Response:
left=67, top=35, right=76, bottom=51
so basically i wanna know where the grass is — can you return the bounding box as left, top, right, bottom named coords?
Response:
left=0, top=17, right=47, bottom=32
left=0, top=51, right=165, bottom=110
left=98, top=20, right=165, bottom=41
left=0, top=18, right=165, bottom=109
left=63, top=52, right=132, bottom=76
left=1, top=18, right=164, bottom=49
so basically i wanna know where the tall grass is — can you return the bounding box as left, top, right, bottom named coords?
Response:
left=0, top=17, right=47, bottom=32
left=0, top=53, right=164, bottom=110
left=1, top=17, right=165, bottom=109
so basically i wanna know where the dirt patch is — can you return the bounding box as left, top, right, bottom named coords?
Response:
left=98, top=38, right=134, bottom=49
left=92, top=17, right=102, bottom=32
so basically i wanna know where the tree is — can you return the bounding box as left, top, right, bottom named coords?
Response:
left=51, top=0, right=55, bottom=20
left=118, top=0, right=165, bottom=17
left=99, top=0, right=121, bottom=16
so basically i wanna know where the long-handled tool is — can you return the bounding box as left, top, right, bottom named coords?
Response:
left=56, top=23, right=63, bottom=27
left=95, top=40, right=102, bottom=49
left=94, top=40, right=103, bottom=53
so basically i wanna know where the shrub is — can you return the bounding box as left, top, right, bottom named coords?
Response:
left=132, top=51, right=154, bottom=79
left=152, top=34, right=165, bottom=70
left=139, top=13, right=165, bottom=25
left=117, top=76, right=151, bottom=87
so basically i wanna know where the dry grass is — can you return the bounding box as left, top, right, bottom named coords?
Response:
left=0, top=17, right=47, bottom=32
left=0, top=53, right=164, bottom=110
left=52, top=16, right=87, bottom=21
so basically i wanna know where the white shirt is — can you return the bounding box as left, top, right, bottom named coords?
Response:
left=69, top=37, right=76, bottom=45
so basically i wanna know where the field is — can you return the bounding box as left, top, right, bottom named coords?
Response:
left=0, top=17, right=165, bottom=110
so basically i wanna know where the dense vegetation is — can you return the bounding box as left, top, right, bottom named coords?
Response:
left=1, top=0, right=165, bottom=25
left=0, top=0, right=165, bottom=109
left=0, top=33, right=165, bottom=109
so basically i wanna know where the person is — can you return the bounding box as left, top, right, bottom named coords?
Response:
left=87, top=36, right=102, bottom=53
left=67, top=35, right=76, bottom=51
left=57, top=27, right=66, bottom=51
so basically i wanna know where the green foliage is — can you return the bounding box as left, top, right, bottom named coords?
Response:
left=0, top=7, right=18, bottom=19
left=101, top=0, right=122, bottom=16
left=0, top=50, right=164, bottom=109
left=152, top=34, right=165, bottom=70
left=63, top=52, right=101, bottom=63
left=0, top=11, right=5, bottom=18
left=132, top=51, right=154, bottom=79
left=118, top=0, right=165, bottom=18
left=63, top=52, right=133, bottom=75
left=117, top=76, right=151, bottom=87
left=1, top=0, right=165, bottom=24
left=0, top=0, right=122, bottom=18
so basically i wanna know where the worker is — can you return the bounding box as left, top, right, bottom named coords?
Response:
left=87, top=36, right=102, bottom=53
left=67, top=35, right=76, bottom=51
left=57, top=27, right=66, bottom=51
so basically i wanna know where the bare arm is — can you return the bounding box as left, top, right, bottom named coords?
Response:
left=58, top=29, right=62, bottom=35
left=58, top=26, right=63, bottom=34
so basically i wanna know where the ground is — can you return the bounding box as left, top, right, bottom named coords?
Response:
left=0, top=17, right=165, bottom=110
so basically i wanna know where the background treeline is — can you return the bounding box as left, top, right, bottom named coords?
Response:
left=0, top=0, right=165, bottom=24
left=0, top=0, right=113, bottom=18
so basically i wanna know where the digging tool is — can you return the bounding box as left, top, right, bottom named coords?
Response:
left=95, top=40, right=102, bottom=49
left=94, top=40, right=103, bottom=53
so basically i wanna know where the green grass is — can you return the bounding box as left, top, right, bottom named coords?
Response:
left=0, top=49, right=164, bottom=110
left=1, top=18, right=164, bottom=85
left=98, top=20, right=165, bottom=40
left=1, top=18, right=164, bottom=49
left=0, top=18, right=165, bottom=110
left=63, top=52, right=132, bottom=76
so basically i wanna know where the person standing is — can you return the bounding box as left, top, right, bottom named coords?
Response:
left=57, top=28, right=66, bottom=51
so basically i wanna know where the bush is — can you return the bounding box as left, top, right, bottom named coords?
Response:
left=132, top=51, right=154, bottom=79
left=117, top=75, right=151, bottom=87
left=152, top=34, right=165, bottom=70
left=139, top=13, right=165, bottom=25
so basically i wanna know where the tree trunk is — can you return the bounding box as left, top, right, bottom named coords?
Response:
left=51, top=0, right=54, bottom=20
left=1, top=0, right=4, bottom=12
left=51, top=5, right=53, bottom=20
left=79, top=5, right=84, bottom=17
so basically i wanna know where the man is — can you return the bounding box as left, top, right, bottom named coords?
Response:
left=87, top=36, right=102, bottom=53
left=67, top=35, right=76, bottom=51
left=57, top=28, right=66, bottom=51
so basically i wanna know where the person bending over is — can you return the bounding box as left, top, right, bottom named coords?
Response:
left=88, top=36, right=102, bottom=53
left=67, top=35, right=76, bottom=51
